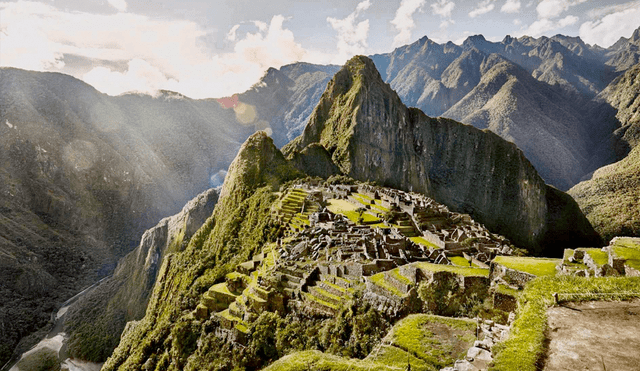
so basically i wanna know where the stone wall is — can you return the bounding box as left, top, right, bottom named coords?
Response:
left=489, top=262, right=536, bottom=288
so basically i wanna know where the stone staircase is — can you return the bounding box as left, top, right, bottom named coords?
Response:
left=394, top=212, right=419, bottom=237
left=276, top=188, right=307, bottom=224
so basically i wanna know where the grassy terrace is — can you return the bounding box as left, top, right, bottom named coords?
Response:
left=449, top=256, right=479, bottom=267
left=264, top=350, right=393, bottom=371
left=389, top=268, right=412, bottom=285
left=491, top=276, right=640, bottom=371
left=209, top=282, right=237, bottom=296
left=414, top=262, right=489, bottom=277
left=611, top=238, right=640, bottom=270
left=492, top=256, right=560, bottom=277
left=326, top=198, right=381, bottom=224
left=409, top=236, right=440, bottom=249
left=264, top=315, right=477, bottom=371
left=369, top=314, right=476, bottom=370
left=580, top=248, right=609, bottom=267
left=302, top=291, right=338, bottom=310
left=369, top=272, right=405, bottom=297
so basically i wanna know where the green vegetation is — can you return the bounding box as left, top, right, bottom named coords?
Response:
left=370, top=314, right=476, bottom=370
left=611, top=238, right=640, bottom=270
left=415, top=262, right=489, bottom=277
left=569, top=145, right=640, bottom=242
left=264, top=350, right=392, bottom=371
left=369, top=273, right=405, bottom=297
left=492, top=256, right=559, bottom=277
left=581, top=248, right=609, bottom=267
left=264, top=314, right=477, bottom=371
left=449, top=256, right=477, bottom=267
left=326, top=198, right=381, bottom=224
left=410, top=236, right=440, bottom=249
left=491, top=276, right=640, bottom=371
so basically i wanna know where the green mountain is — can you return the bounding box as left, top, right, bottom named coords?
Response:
left=569, top=62, right=640, bottom=241
left=100, top=56, right=600, bottom=371
left=284, top=56, right=599, bottom=255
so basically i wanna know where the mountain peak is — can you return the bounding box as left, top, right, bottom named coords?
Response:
left=343, top=55, right=381, bottom=78
left=220, top=131, right=296, bottom=200
left=631, top=26, right=640, bottom=44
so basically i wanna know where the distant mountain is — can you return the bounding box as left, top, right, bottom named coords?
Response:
left=284, top=55, right=599, bottom=255
left=242, top=28, right=640, bottom=190
left=0, top=67, right=251, bottom=364
left=569, top=62, right=640, bottom=241
left=235, top=63, right=340, bottom=147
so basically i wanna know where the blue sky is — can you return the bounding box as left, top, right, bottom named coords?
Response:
left=1, top=0, right=639, bottom=98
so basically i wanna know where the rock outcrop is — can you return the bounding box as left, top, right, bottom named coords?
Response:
left=285, top=55, right=600, bottom=255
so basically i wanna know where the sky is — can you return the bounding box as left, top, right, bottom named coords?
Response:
left=1, top=0, right=639, bottom=99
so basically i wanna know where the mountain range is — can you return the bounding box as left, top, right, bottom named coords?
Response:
left=2, top=27, right=640, bottom=367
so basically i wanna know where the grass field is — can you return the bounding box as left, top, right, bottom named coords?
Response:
left=492, top=256, right=560, bottom=277
left=415, top=262, right=489, bottom=277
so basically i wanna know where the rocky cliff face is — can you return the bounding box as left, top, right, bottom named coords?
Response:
left=61, top=188, right=218, bottom=361
left=286, top=56, right=600, bottom=255
left=569, top=62, right=640, bottom=241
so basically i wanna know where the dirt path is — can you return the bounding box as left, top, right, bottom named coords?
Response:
left=544, top=299, right=640, bottom=371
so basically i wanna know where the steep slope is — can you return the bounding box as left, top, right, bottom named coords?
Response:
left=569, top=62, right=640, bottom=241
left=285, top=56, right=600, bottom=255
left=0, top=67, right=249, bottom=364
left=443, top=55, right=597, bottom=190
left=103, top=131, right=300, bottom=371
left=61, top=188, right=218, bottom=362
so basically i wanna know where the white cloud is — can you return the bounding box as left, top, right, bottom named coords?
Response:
left=580, top=4, right=640, bottom=47
left=501, top=0, right=521, bottom=13
left=226, top=24, right=240, bottom=42
left=469, top=0, right=495, bottom=18
left=516, top=14, right=579, bottom=37
left=536, top=0, right=587, bottom=19
left=536, top=0, right=567, bottom=19
left=431, top=0, right=455, bottom=18
left=517, top=18, right=555, bottom=37
left=391, top=0, right=426, bottom=47
left=84, top=59, right=169, bottom=96
left=513, top=18, right=522, bottom=25
left=0, top=2, right=322, bottom=98
left=107, top=0, right=127, bottom=12
left=558, top=15, right=578, bottom=27
left=326, top=0, right=371, bottom=63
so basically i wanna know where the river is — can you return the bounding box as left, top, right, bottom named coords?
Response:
left=6, top=277, right=110, bottom=371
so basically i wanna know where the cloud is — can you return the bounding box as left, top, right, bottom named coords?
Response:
left=431, top=0, right=455, bottom=18
left=326, top=0, right=371, bottom=63
left=83, top=59, right=169, bottom=96
left=536, top=0, right=586, bottom=19
left=558, top=15, right=578, bottom=27
left=580, top=3, right=640, bottom=47
left=226, top=24, right=240, bottom=41
left=517, top=15, right=579, bottom=37
left=391, top=0, right=426, bottom=47
left=469, top=0, right=495, bottom=18
left=501, top=0, right=521, bottom=13
left=107, top=0, right=127, bottom=12
left=0, top=2, right=324, bottom=98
